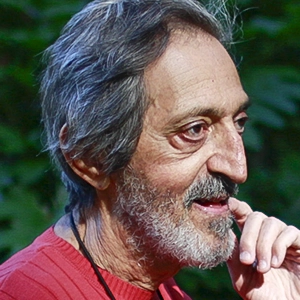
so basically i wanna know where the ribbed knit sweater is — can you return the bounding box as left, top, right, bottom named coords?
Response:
left=0, top=227, right=191, bottom=299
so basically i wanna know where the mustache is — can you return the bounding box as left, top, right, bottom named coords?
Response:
left=184, top=175, right=238, bottom=208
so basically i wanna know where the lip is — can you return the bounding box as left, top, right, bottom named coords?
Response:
left=192, top=199, right=229, bottom=214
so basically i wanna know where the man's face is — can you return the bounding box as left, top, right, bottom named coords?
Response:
left=114, top=30, right=248, bottom=268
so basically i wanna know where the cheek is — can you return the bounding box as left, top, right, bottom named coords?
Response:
left=130, top=147, right=212, bottom=193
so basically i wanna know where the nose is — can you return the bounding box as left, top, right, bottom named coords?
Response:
left=207, top=128, right=247, bottom=184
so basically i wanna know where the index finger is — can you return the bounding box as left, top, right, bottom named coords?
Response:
left=229, top=197, right=253, bottom=231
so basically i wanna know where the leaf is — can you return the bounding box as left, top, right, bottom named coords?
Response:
left=13, top=159, right=48, bottom=185
left=249, top=103, right=285, bottom=128
left=250, top=16, right=285, bottom=36
left=0, top=125, right=27, bottom=154
left=0, top=187, right=52, bottom=254
left=243, top=123, right=263, bottom=151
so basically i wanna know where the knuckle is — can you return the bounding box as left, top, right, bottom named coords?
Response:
left=262, top=216, right=285, bottom=228
left=264, top=216, right=279, bottom=226
left=268, top=216, right=278, bottom=222
left=286, top=225, right=298, bottom=234
left=250, top=211, right=266, bottom=220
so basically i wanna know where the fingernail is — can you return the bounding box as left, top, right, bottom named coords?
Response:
left=240, top=251, right=251, bottom=262
left=252, top=258, right=258, bottom=268
left=271, top=256, right=278, bottom=266
left=258, top=260, right=267, bottom=271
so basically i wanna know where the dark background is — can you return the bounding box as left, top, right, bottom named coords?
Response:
left=1, top=0, right=300, bottom=299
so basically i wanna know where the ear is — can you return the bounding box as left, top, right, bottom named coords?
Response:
left=59, top=124, right=110, bottom=190
left=66, top=158, right=111, bottom=190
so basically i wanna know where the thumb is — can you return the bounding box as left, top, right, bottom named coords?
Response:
left=226, top=230, right=242, bottom=284
left=227, top=231, right=263, bottom=297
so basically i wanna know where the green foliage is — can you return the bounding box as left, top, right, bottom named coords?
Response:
left=1, top=0, right=300, bottom=299
left=0, top=0, right=87, bottom=261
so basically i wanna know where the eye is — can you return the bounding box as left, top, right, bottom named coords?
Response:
left=179, top=121, right=209, bottom=142
left=234, top=113, right=248, bottom=134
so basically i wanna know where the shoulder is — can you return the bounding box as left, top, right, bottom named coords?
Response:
left=0, top=227, right=91, bottom=299
left=0, top=227, right=72, bottom=277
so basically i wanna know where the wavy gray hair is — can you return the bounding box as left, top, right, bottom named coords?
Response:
left=40, top=0, right=234, bottom=212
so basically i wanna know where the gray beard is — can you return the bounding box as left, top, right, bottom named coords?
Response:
left=113, top=168, right=237, bottom=269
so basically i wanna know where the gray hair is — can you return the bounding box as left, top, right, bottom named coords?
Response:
left=40, top=0, right=234, bottom=212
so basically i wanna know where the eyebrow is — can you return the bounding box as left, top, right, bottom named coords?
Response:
left=237, top=97, right=252, bottom=113
left=164, top=96, right=251, bottom=133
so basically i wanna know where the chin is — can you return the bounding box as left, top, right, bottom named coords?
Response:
left=148, top=212, right=235, bottom=270
left=178, top=228, right=235, bottom=269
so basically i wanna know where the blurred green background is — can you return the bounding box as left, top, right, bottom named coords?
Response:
left=0, top=0, right=299, bottom=299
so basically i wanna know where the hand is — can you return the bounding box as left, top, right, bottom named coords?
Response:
left=227, top=198, right=300, bottom=300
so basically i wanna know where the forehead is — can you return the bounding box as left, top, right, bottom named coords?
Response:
left=144, top=30, right=248, bottom=127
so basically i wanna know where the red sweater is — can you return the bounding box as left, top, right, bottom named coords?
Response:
left=0, top=227, right=191, bottom=299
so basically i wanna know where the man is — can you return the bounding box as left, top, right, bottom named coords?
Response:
left=1, top=0, right=300, bottom=299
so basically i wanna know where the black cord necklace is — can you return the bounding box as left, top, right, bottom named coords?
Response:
left=69, top=212, right=163, bottom=300
left=70, top=212, right=116, bottom=300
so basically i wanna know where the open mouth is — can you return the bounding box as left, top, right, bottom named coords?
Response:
left=195, top=199, right=228, bottom=207
left=193, top=198, right=229, bottom=213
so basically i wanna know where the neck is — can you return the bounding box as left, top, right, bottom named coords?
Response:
left=54, top=205, right=180, bottom=291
